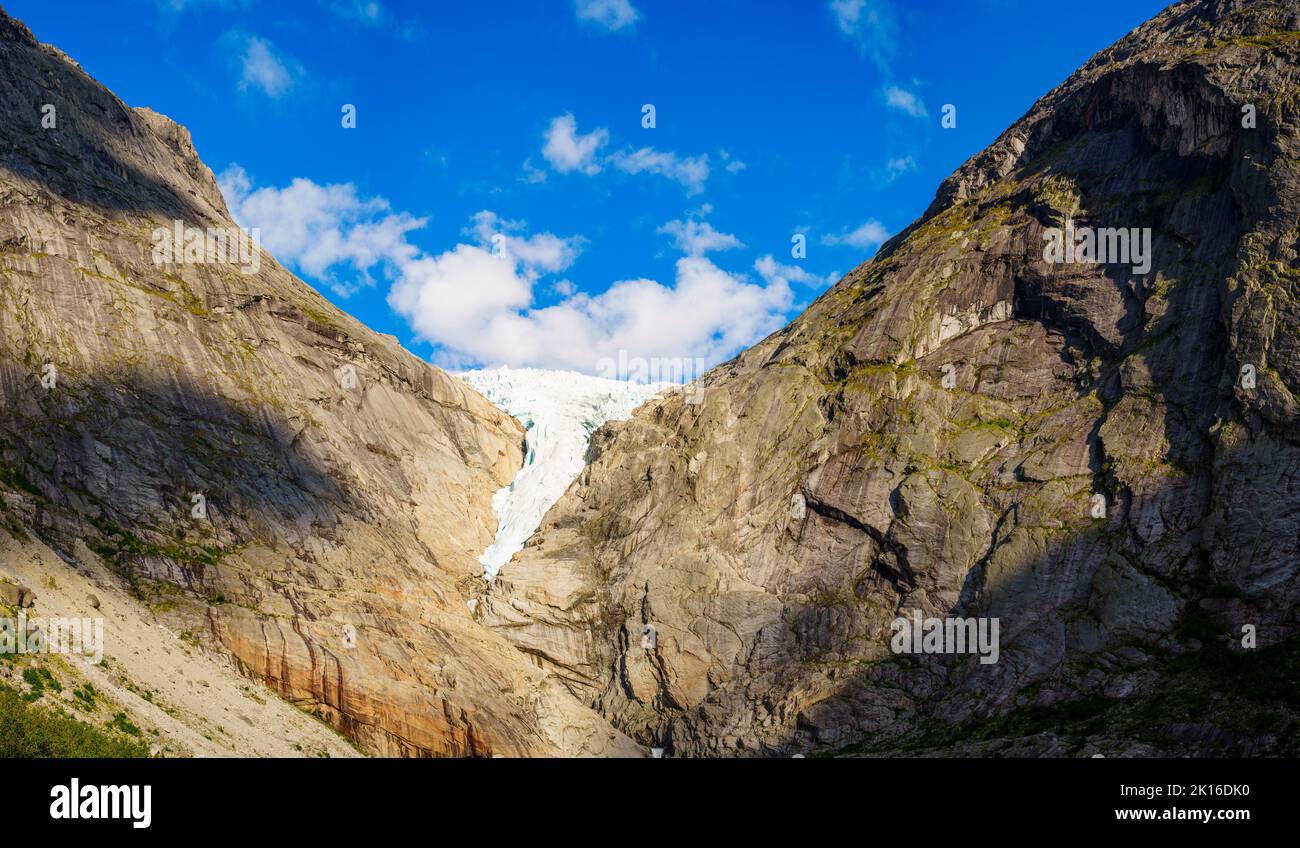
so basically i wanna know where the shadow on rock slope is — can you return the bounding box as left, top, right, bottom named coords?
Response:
left=482, top=0, right=1300, bottom=757
left=0, top=6, right=641, bottom=757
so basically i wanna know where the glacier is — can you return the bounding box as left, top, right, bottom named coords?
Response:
left=458, top=367, right=670, bottom=578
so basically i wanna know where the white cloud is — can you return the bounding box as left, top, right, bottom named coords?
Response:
left=328, top=0, right=421, bottom=39
left=389, top=245, right=532, bottom=365
left=574, top=0, right=640, bottom=31
left=221, top=172, right=789, bottom=375
left=231, top=34, right=299, bottom=98
left=521, top=158, right=549, bottom=184
left=884, top=85, right=927, bottom=118
left=608, top=147, right=710, bottom=195
left=822, top=219, right=890, bottom=250
left=831, top=0, right=866, bottom=32
left=218, top=165, right=425, bottom=296
left=534, top=113, right=712, bottom=194
left=391, top=249, right=791, bottom=372
left=387, top=214, right=790, bottom=372
left=657, top=218, right=743, bottom=257
left=755, top=255, right=839, bottom=289
left=830, top=0, right=897, bottom=72
left=466, top=210, right=584, bottom=276
left=541, top=113, right=609, bottom=175
left=720, top=149, right=747, bottom=173
left=881, top=155, right=916, bottom=182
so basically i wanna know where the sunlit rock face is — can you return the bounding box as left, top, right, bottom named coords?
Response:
left=0, top=8, right=641, bottom=757
left=484, top=0, right=1300, bottom=757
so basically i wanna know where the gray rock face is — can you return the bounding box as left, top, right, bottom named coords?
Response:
left=484, top=0, right=1300, bottom=756
left=0, top=8, right=639, bottom=756
left=0, top=582, right=33, bottom=607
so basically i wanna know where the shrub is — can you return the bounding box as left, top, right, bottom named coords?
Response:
left=0, top=685, right=148, bottom=757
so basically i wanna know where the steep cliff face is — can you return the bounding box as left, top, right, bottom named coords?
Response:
left=484, top=0, right=1300, bottom=756
left=0, top=9, right=638, bottom=756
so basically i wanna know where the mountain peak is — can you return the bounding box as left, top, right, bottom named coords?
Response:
left=0, top=5, right=37, bottom=48
left=482, top=0, right=1300, bottom=756
left=0, top=6, right=638, bottom=757
left=0, top=14, right=229, bottom=223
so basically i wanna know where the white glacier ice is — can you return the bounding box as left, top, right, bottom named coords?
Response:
left=459, top=367, right=670, bottom=578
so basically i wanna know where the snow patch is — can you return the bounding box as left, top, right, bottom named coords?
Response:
left=459, top=367, right=669, bottom=577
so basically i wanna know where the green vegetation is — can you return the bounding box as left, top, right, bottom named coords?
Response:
left=108, top=711, right=142, bottom=737
left=833, top=614, right=1300, bottom=757
left=0, top=510, right=28, bottom=542
left=0, top=458, right=46, bottom=503
left=75, top=266, right=209, bottom=317
left=300, top=302, right=342, bottom=331
left=89, top=515, right=234, bottom=568
left=1195, top=29, right=1300, bottom=53
left=21, top=666, right=61, bottom=702
left=966, top=416, right=1018, bottom=433
left=71, top=682, right=98, bottom=711
left=0, top=685, right=149, bottom=757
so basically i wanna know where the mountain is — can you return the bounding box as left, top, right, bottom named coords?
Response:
left=5, top=0, right=1298, bottom=760
left=482, top=0, right=1300, bottom=756
left=0, top=8, right=638, bottom=756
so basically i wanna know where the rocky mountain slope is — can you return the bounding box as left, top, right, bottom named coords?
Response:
left=483, top=0, right=1300, bottom=756
left=0, top=7, right=638, bottom=756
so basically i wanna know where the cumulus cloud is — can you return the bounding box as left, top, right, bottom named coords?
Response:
left=533, top=113, right=711, bottom=194
left=221, top=172, right=792, bottom=376
left=609, top=147, right=710, bottom=195
left=574, top=0, right=640, bottom=31
left=218, top=165, right=425, bottom=296
left=391, top=249, right=791, bottom=372
left=830, top=0, right=897, bottom=72
left=541, top=114, right=609, bottom=175
left=822, top=219, right=890, bottom=251
left=755, top=255, right=839, bottom=289
left=388, top=213, right=790, bottom=373
left=389, top=245, right=532, bottom=366
left=883, top=85, right=927, bottom=118
left=229, top=33, right=299, bottom=98
left=465, top=210, right=584, bottom=277
left=657, top=217, right=743, bottom=257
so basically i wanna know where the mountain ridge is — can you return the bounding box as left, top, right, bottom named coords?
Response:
left=2, top=0, right=1297, bottom=758
left=482, top=0, right=1300, bottom=756
left=0, top=4, right=640, bottom=757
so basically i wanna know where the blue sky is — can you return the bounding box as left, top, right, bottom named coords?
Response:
left=11, top=0, right=1169, bottom=374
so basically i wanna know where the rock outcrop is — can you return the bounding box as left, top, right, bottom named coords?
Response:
left=0, top=581, right=33, bottom=607
left=0, top=7, right=639, bottom=756
left=484, top=0, right=1300, bottom=756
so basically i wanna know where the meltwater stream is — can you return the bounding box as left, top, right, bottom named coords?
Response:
left=458, top=367, right=669, bottom=578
